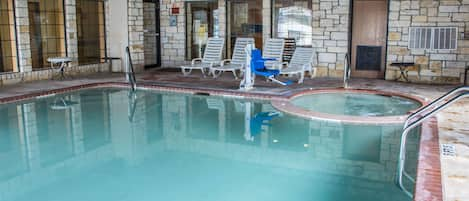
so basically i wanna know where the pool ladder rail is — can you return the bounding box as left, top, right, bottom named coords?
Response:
left=396, top=86, right=469, bottom=198
left=343, top=53, right=351, bottom=89
left=125, top=46, right=137, bottom=91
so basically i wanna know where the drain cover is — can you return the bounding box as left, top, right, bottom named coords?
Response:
left=441, top=144, right=456, bottom=156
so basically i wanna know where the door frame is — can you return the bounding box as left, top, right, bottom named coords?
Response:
left=144, top=0, right=161, bottom=68
left=348, top=0, right=390, bottom=79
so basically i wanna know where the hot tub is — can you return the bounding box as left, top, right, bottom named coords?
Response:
left=272, top=89, right=425, bottom=124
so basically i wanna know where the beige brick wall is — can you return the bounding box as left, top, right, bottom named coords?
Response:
left=311, top=0, right=350, bottom=78
left=386, top=0, right=469, bottom=84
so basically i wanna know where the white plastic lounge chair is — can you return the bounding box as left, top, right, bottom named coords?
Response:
left=211, top=38, right=255, bottom=79
left=180, top=37, right=225, bottom=77
left=274, top=47, right=317, bottom=84
left=263, top=38, right=285, bottom=69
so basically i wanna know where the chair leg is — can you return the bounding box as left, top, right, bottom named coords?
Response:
left=299, top=72, right=304, bottom=84
left=310, top=68, right=316, bottom=78
left=181, top=68, right=192, bottom=76
left=212, top=69, right=223, bottom=79
left=201, top=68, right=207, bottom=78
left=232, top=70, right=238, bottom=80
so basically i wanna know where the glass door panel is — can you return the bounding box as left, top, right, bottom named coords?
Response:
left=226, top=0, right=263, bottom=57
left=186, top=1, right=219, bottom=60
left=143, top=0, right=161, bottom=68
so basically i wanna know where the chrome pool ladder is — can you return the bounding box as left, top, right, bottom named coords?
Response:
left=343, top=53, right=351, bottom=89
left=396, top=86, right=469, bottom=198
left=125, top=46, right=137, bottom=91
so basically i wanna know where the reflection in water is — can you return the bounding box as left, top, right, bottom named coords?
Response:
left=0, top=89, right=420, bottom=201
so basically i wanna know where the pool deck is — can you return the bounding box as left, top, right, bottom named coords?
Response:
left=0, top=68, right=468, bottom=201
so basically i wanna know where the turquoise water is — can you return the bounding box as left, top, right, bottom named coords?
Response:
left=291, top=93, right=421, bottom=117
left=0, top=89, right=420, bottom=201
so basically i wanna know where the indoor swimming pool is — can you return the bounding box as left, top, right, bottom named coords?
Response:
left=0, top=88, right=420, bottom=201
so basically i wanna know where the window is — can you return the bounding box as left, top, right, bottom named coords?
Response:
left=77, top=0, right=106, bottom=65
left=272, top=0, right=312, bottom=46
left=0, top=0, right=17, bottom=72
left=28, top=0, right=66, bottom=69
left=409, top=27, right=458, bottom=50
left=433, top=27, right=458, bottom=50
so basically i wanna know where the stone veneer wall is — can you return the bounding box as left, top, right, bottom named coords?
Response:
left=386, top=0, right=469, bottom=83
left=311, top=0, right=350, bottom=78
left=0, top=63, right=110, bottom=86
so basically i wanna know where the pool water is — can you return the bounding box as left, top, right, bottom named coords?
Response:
left=0, top=89, right=420, bottom=201
left=291, top=93, right=421, bottom=117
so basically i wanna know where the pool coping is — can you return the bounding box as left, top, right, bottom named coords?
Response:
left=0, top=81, right=442, bottom=201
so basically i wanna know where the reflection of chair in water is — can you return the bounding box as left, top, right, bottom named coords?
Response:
left=206, top=98, right=225, bottom=111
left=49, top=97, right=78, bottom=110
left=245, top=111, right=280, bottom=141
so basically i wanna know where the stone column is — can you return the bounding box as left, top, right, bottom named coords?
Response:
left=262, top=0, right=271, bottom=42
left=128, top=0, right=145, bottom=71
left=160, top=0, right=186, bottom=67
left=65, top=0, right=79, bottom=66
left=107, top=0, right=128, bottom=72
left=217, top=0, right=226, bottom=39
left=14, top=0, right=32, bottom=72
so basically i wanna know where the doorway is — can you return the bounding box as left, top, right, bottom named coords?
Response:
left=185, top=1, right=219, bottom=60
left=226, top=0, right=263, bottom=56
left=351, top=0, right=388, bottom=79
left=143, top=0, right=161, bottom=68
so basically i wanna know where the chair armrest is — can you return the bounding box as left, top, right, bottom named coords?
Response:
left=191, top=58, right=203, bottom=65
left=271, top=62, right=288, bottom=70
left=220, top=59, right=232, bottom=67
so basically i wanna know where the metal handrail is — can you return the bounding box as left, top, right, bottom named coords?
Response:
left=343, top=53, right=351, bottom=89
left=465, top=66, right=468, bottom=86
left=125, top=47, right=137, bottom=91
left=396, top=86, right=469, bottom=198
left=405, top=86, right=469, bottom=128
